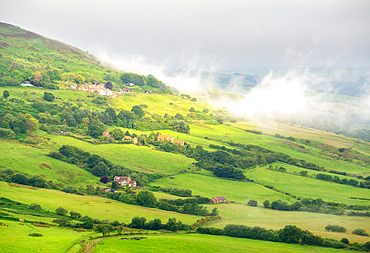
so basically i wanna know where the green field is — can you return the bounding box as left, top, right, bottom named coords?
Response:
left=149, top=173, right=296, bottom=204
left=0, top=140, right=98, bottom=187
left=44, top=134, right=197, bottom=175
left=0, top=182, right=199, bottom=224
left=94, top=233, right=350, bottom=253
left=206, top=204, right=370, bottom=243
left=0, top=220, right=92, bottom=253
left=246, top=167, right=370, bottom=205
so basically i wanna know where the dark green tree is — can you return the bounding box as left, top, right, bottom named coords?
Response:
left=3, top=90, right=9, bottom=99
left=279, top=225, right=304, bottom=243
left=55, top=207, right=68, bottom=216
left=137, top=190, right=158, bottom=207
left=131, top=105, right=145, bottom=118
left=129, top=216, right=147, bottom=229
left=43, top=92, right=55, bottom=102
left=110, top=128, right=124, bottom=140
left=105, top=81, right=113, bottom=90
left=87, top=125, right=104, bottom=138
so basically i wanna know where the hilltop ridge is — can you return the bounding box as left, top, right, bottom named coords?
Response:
left=0, top=22, right=174, bottom=94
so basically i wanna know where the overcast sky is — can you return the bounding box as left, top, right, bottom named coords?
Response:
left=1, top=0, right=370, bottom=72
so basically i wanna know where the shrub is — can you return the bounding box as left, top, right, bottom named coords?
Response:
left=28, top=203, right=42, bottom=210
left=352, top=228, right=369, bottom=236
left=43, top=92, right=55, bottom=102
left=325, top=225, right=347, bottom=233
left=55, top=207, right=68, bottom=216
left=341, top=238, right=349, bottom=244
left=29, top=233, right=43, bottom=237
left=0, top=128, right=15, bottom=139
left=247, top=200, right=258, bottom=207
left=263, top=200, right=270, bottom=208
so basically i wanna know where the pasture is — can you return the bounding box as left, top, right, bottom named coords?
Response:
left=45, top=134, right=197, bottom=175
left=94, top=233, right=350, bottom=253
left=207, top=203, right=370, bottom=243
left=148, top=173, right=295, bottom=204
left=245, top=167, right=370, bottom=205
left=0, top=140, right=98, bottom=187
left=0, top=182, right=199, bottom=224
left=0, top=220, right=92, bottom=253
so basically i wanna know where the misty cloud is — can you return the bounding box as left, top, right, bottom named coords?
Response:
left=0, top=0, right=369, bottom=71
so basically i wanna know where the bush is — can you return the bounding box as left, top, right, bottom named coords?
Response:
left=43, top=92, right=55, bottom=102
left=0, top=128, right=15, bottom=139
left=29, top=233, right=43, bottom=237
left=325, top=225, right=347, bottom=233
left=341, top=238, right=349, bottom=244
left=352, top=228, right=369, bottom=236
left=28, top=203, right=42, bottom=210
left=55, top=207, right=68, bottom=216
left=263, top=200, right=270, bottom=208
left=247, top=200, right=258, bottom=206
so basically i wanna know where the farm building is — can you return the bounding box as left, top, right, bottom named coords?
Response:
left=158, top=135, right=174, bottom=142
left=210, top=196, right=227, bottom=204
left=173, top=140, right=185, bottom=146
left=114, top=176, right=136, bottom=188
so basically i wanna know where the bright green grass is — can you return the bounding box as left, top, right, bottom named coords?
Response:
left=0, top=220, right=92, bottom=253
left=269, top=162, right=366, bottom=182
left=94, top=233, right=350, bottom=253
left=189, top=123, right=370, bottom=175
left=0, top=182, right=199, bottom=224
left=246, top=167, right=370, bottom=205
left=0, top=86, right=105, bottom=111
left=0, top=140, right=98, bottom=187
left=152, top=191, right=188, bottom=200
left=207, top=204, right=370, bottom=243
left=44, top=134, right=197, bottom=175
left=113, top=93, right=213, bottom=117
left=149, top=173, right=295, bottom=204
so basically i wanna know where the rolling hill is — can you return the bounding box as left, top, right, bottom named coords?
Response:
left=0, top=23, right=370, bottom=253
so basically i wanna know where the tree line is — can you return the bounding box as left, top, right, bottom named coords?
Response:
left=197, top=224, right=370, bottom=251
left=48, top=145, right=153, bottom=185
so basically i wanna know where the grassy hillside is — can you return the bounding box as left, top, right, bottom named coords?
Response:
left=1, top=27, right=370, bottom=251
left=206, top=204, right=370, bottom=243
left=0, top=22, right=174, bottom=93
left=0, top=140, right=98, bottom=187
left=0, top=219, right=92, bottom=253
left=0, top=182, right=199, bottom=224
left=94, top=234, right=350, bottom=253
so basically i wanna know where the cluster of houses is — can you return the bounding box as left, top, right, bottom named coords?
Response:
left=102, top=132, right=138, bottom=144
left=103, top=176, right=137, bottom=193
left=114, top=176, right=137, bottom=188
left=68, top=83, right=132, bottom=97
left=102, top=132, right=184, bottom=146
left=158, top=134, right=184, bottom=146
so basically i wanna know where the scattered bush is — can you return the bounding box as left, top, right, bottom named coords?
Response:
left=325, top=225, right=347, bottom=233
left=352, top=228, right=369, bottom=236
left=28, top=203, right=42, bottom=210
left=247, top=200, right=257, bottom=207
left=28, top=233, right=43, bottom=237
left=55, top=207, right=68, bottom=216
